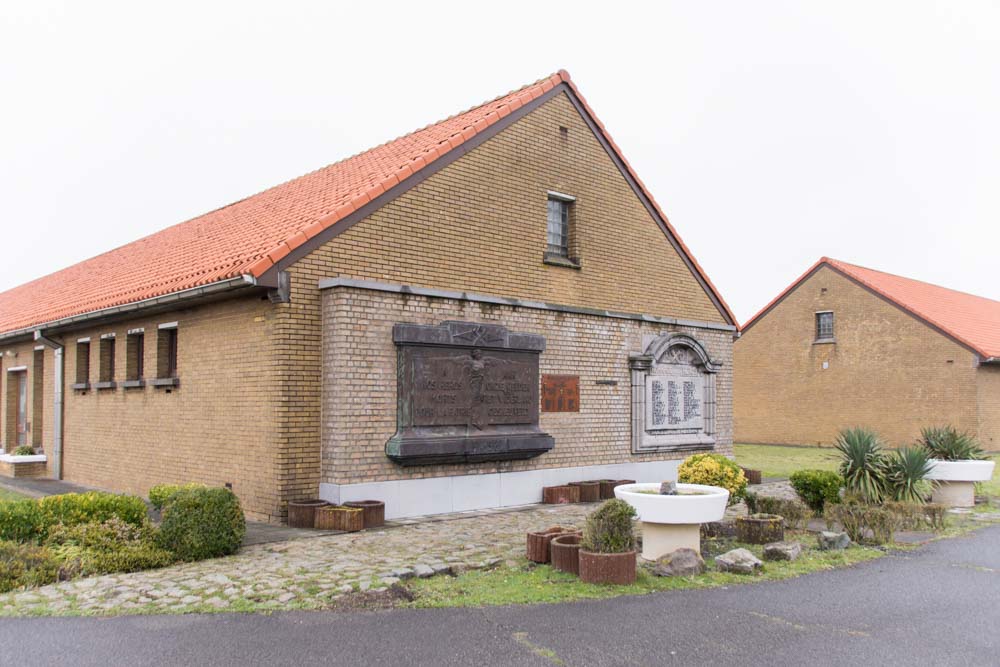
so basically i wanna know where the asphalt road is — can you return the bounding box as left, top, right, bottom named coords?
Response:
left=3, top=525, right=998, bottom=667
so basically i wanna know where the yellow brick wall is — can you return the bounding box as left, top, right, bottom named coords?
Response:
left=978, top=365, right=1000, bottom=450
left=276, top=91, right=731, bottom=500
left=734, top=265, right=980, bottom=446
left=320, top=287, right=733, bottom=484
left=0, top=295, right=283, bottom=521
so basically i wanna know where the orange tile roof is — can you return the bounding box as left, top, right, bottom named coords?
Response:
left=0, top=70, right=734, bottom=338
left=742, top=257, right=1000, bottom=359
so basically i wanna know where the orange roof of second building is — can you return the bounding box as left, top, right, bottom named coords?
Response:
left=743, top=257, right=1000, bottom=360
left=0, top=70, right=734, bottom=337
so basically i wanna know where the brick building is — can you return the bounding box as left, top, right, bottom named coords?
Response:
left=735, top=257, right=1000, bottom=448
left=0, top=71, right=736, bottom=521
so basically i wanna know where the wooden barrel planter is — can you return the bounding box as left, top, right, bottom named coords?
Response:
left=344, top=500, right=385, bottom=528
left=550, top=533, right=583, bottom=575
left=287, top=499, right=329, bottom=528
left=736, top=513, right=785, bottom=544
left=315, top=505, right=365, bottom=532
left=569, top=481, right=601, bottom=503
left=542, top=485, right=581, bottom=504
left=741, top=467, right=763, bottom=485
left=597, top=480, right=618, bottom=500
left=578, top=549, right=637, bottom=585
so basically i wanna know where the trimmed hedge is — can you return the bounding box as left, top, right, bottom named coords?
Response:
left=47, top=518, right=176, bottom=578
left=157, top=487, right=245, bottom=561
left=581, top=499, right=636, bottom=554
left=0, top=492, right=148, bottom=544
left=789, top=469, right=843, bottom=513
left=149, top=483, right=207, bottom=511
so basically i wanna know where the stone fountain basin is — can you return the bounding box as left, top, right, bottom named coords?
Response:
left=926, top=459, right=995, bottom=482
left=614, top=483, right=729, bottom=524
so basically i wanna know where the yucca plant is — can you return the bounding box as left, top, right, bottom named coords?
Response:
left=834, top=427, right=888, bottom=504
left=917, top=426, right=986, bottom=461
left=885, top=447, right=932, bottom=503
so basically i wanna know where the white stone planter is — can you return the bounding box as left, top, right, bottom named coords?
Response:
left=926, top=459, right=995, bottom=507
left=615, top=483, right=729, bottom=560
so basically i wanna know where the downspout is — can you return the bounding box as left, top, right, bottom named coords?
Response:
left=34, top=331, right=63, bottom=480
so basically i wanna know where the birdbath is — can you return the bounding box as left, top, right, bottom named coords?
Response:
left=926, top=459, right=996, bottom=507
left=615, top=482, right=729, bottom=560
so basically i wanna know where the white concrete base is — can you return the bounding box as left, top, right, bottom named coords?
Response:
left=932, top=480, right=976, bottom=508
left=0, top=454, right=47, bottom=463
left=319, top=459, right=682, bottom=520
left=641, top=522, right=700, bottom=560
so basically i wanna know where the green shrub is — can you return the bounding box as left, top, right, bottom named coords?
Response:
left=45, top=518, right=176, bottom=578
left=835, top=427, right=889, bottom=504
left=789, top=469, right=843, bottom=513
left=12, top=445, right=35, bottom=456
left=0, top=500, right=46, bottom=543
left=885, top=447, right=932, bottom=503
left=678, top=453, right=747, bottom=506
left=745, top=493, right=812, bottom=529
left=825, top=497, right=897, bottom=545
left=157, top=487, right=245, bottom=561
left=581, top=499, right=636, bottom=554
left=149, top=483, right=207, bottom=510
left=0, top=541, right=59, bottom=593
left=38, top=492, right=147, bottom=531
left=917, top=426, right=986, bottom=461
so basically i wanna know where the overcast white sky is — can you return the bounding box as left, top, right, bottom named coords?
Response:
left=1, top=1, right=997, bottom=323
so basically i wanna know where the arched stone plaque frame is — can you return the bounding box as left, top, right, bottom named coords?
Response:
left=629, top=332, right=720, bottom=453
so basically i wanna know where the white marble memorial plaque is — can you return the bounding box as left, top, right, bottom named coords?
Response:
left=645, top=373, right=703, bottom=432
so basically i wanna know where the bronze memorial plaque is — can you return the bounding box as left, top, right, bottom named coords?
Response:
left=541, top=375, right=580, bottom=412
left=386, top=321, right=555, bottom=465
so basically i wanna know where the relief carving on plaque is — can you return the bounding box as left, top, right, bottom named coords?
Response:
left=386, top=321, right=555, bottom=465
left=629, top=332, right=720, bottom=453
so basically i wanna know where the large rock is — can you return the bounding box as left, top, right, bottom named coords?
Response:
left=817, top=531, right=851, bottom=550
left=715, top=548, right=762, bottom=574
left=762, top=541, right=802, bottom=562
left=652, top=548, right=705, bottom=577
left=659, top=481, right=678, bottom=495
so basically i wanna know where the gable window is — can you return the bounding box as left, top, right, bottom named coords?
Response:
left=97, top=334, right=116, bottom=388
left=815, top=311, right=835, bottom=341
left=153, top=323, right=179, bottom=387
left=544, top=192, right=579, bottom=268
left=125, top=329, right=145, bottom=387
left=74, top=339, right=91, bottom=389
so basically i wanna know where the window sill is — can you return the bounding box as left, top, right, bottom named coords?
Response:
left=0, top=453, right=46, bottom=464
left=94, top=381, right=117, bottom=390
left=151, top=377, right=180, bottom=388
left=71, top=382, right=90, bottom=391
left=543, top=253, right=581, bottom=269
left=122, top=380, right=146, bottom=390
left=813, top=338, right=836, bottom=345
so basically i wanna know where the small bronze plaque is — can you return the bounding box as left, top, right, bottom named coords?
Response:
left=541, top=375, right=580, bottom=412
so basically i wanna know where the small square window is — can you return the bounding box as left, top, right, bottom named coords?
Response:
left=815, top=312, right=834, bottom=341
left=546, top=197, right=570, bottom=258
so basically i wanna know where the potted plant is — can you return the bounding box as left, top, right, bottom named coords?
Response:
left=919, top=426, right=995, bottom=507
left=287, top=499, right=329, bottom=528
left=578, top=499, right=637, bottom=585
left=550, top=532, right=583, bottom=574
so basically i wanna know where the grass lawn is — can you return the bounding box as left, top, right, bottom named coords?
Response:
left=0, top=486, right=29, bottom=502
left=734, top=443, right=839, bottom=479
left=406, top=535, right=883, bottom=608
